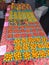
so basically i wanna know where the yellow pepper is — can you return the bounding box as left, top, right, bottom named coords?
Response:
left=23, top=43, right=29, bottom=50
left=14, top=52, right=22, bottom=61
left=31, top=50, right=39, bottom=58
left=4, top=53, right=13, bottom=62
left=23, top=52, right=31, bottom=60
left=28, top=37, right=34, bottom=43
left=30, top=43, right=37, bottom=50
left=37, top=44, right=45, bottom=48
left=45, top=42, right=49, bottom=48
left=11, top=3, right=14, bottom=9
left=41, top=37, right=47, bottom=43
left=34, top=38, right=41, bottom=42
left=14, top=45, right=22, bottom=51
left=14, top=39, right=20, bottom=45
left=21, top=38, right=26, bottom=43
left=39, top=50, right=46, bottom=58
left=46, top=50, right=49, bottom=56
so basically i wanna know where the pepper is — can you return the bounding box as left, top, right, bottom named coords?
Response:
left=14, top=52, right=22, bottom=61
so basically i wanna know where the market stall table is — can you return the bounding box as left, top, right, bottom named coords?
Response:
left=0, top=3, right=49, bottom=65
